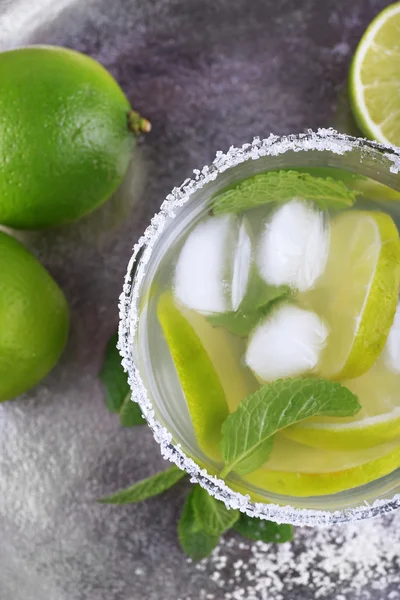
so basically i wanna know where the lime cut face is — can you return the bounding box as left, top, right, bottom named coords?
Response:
left=304, top=210, right=400, bottom=380
left=350, top=2, right=400, bottom=144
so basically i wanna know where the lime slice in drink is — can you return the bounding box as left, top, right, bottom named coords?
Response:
left=306, top=210, right=400, bottom=379
left=349, top=2, right=400, bottom=144
left=239, top=435, right=400, bottom=497
left=282, top=357, right=400, bottom=450
left=157, top=292, right=256, bottom=459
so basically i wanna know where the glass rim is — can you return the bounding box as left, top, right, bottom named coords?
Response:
left=119, top=128, right=400, bottom=526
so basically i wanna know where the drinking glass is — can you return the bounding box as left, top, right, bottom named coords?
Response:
left=119, top=129, right=400, bottom=526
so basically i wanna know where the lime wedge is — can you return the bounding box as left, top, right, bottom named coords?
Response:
left=157, top=292, right=255, bottom=458
left=239, top=435, right=400, bottom=497
left=349, top=2, right=400, bottom=144
left=283, top=357, right=400, bottom=450
left=305, top=210, right=400, bottom=379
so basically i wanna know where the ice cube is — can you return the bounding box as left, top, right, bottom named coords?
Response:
left=383, top=302, right=400, bottom=373
left=257, top=199, right=330, bottom=292
left=231, top=219, right=252, bottom=311
left=174, top=214, right=252, bottom=314
left=246, top=303, right=329, bottom=381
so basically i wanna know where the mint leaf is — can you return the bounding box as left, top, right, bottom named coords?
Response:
left=178, top=487, right=220, bottom=560
left=100, top=333, right=145, bottom=426
left=291, top=167, right=400, bottom=202
left=119, top=394, right=145, bottom=427
left=211, top=170, right=358, bottom=215
left=220, top=378, right=361, bottom=477
left=178, top=485, right=239, bottom=560
left=98, top=466, right=185, bottom=504
left=100, top=334, right=126, bottom=413
left=291, top=166, right=365, bottom=184
left=191, top=485, right=239, bottom=535
left=207, top=309, right=267, bottom=337
left=234, top=514, right=293, bottom=543
left=240, top=278, right=290, bottom=314
left=288, top=167, right=400, bottom=206
left=208, top=284, right=290, bottom=336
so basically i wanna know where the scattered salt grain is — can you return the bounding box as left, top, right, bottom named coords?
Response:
left=194, top=512, right=400, bottom=600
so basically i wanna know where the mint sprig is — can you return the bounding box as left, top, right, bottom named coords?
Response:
left=211, top=170, right=359, bottom=215
left=100, top=333, right=145, bottom=427
left=98, top=340, right=298, bottom=560
left=98, top=466, right=186, bottom=504
left=234, top=514, right=293, bottom=543
left=220, top=378, right=361, bottom=477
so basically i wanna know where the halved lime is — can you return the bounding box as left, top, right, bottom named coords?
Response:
left=304, top=210, right=400, bottom=379
left=349, top=2, right=400, bottom=144
left=240, top=435, right=400, bottom=497
left=157, top=292, right=256, bottom=458
left=283, top=357, right=400, bottom=450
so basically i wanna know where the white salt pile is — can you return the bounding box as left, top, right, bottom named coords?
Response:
left=185, top=512, right=400, bottom=600
left=246, top=304, right=328, bottom=381
left=174, top=215, right=252, bottom=314
left=257, top=199, right=330, bottom=292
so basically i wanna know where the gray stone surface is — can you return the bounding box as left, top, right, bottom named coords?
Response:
left=0, top=0, right=398, bottom=599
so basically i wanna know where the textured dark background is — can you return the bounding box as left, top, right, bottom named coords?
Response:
left=0, top=1, right=398, bottom=599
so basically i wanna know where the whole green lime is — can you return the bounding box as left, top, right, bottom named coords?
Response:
left=0, top=45, right=149, bottom=229
left=0, top=231, right=69, bottom=401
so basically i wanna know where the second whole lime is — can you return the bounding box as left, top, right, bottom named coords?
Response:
left=0, top=45, right=149, bottom=229
left=0, top=231, right=69, bottom=401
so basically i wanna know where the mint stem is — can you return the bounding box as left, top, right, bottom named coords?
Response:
left=219, top=465, right=231, bottom=479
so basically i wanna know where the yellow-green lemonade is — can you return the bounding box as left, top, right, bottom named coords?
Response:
left=127, top=135, right=400, bottom=519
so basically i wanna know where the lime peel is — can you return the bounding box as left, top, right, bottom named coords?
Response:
left=283, top=409, right=400, bottom=451
left=157, top=292, right=229, bottom=459
left=240, top=437, right=400, bottom=497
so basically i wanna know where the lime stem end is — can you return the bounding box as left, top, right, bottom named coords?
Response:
left=128, top=110, right=152, bottom=135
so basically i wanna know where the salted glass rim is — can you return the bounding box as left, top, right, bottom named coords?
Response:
left=119, top=128, right=400, bottom=526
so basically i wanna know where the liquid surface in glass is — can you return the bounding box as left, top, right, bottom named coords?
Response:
left=139, top=166, right=400, bottom=501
